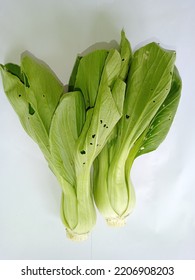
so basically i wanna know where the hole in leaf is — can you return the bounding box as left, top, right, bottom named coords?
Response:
left=80, top=150, right=86, bottom=155
left=28, top=103, right=35, bottom=115
left=92, top=134, right=96, bottom=138
left=126, top=115, right=130, bottom=119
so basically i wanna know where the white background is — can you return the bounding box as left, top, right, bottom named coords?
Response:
left=0, top=0, right=194, bottom=260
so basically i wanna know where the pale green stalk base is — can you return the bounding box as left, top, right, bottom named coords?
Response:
left=106, top=217, right=126, bottom=227
left=66, top=228, right=89, bottom=242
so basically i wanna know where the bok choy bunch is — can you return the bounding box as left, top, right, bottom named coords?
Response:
left=93, top=36, right=182, bottom=226
left=0, top=31, right=181, bottom=240
left=0, top=33, right=129, bottom=240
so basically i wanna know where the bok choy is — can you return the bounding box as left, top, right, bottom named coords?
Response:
left=0, top=31, right=181, bottom=240
left=93, top=36, right=182, bottom=226
left=0, top=35, right=127, bottom=240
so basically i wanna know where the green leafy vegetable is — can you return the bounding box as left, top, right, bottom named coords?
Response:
left=0, top=31, right=181, bottom=240
left=0, top=37, right=126, bottom=240
left=0, top=54, right=64, bottom=165
left=93, top=39, right=181, bottom=226
left=57, top=47, right=126, bottom=239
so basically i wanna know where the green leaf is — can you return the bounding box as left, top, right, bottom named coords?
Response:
left=75, top=49, right=124, bottom=164
left=50, top=47, right=125, bottom=236
left=0, top=65, right=51, bottom=160
left=21, top=52, right=65, bottom=133
left=112, top=78, right=126, bottom=116
left=116, top=43, right=176, bottom=153
left=119, top=29, right=132, bottom=81
left=136, top=66, right=182, bottom=157
left=4, top=63, right=29, bottom=86
left=49, top=91, right=86, bottom=185
left=49, top=89, right=99, bottom=235
left=76, top=85, right=124, bottom=166
left=109, top=43, right=176, bottom=213
left=100, top=49, right=121, bottom=87
left=1, top=52, right=66, bottom=155
left=94, top=42, right=178, bottom=219
left=93, top=32, right=133, bottom=219
left=68, top=56, right=81, bottom=92
left=74, top=50, right=108, bottom=109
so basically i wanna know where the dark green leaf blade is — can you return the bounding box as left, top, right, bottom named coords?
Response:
left=74, top=50, right=108, bottom=109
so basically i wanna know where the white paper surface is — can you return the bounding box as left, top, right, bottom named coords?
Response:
left=0, top=0, right=194, bottom=260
